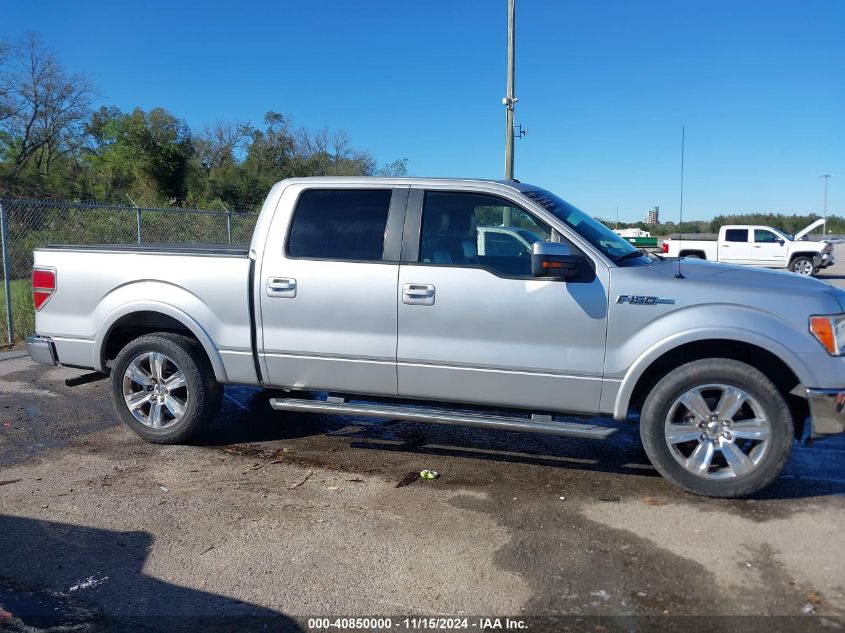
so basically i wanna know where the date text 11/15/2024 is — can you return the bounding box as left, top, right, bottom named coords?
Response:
left=306, top=617, right=528, bottom=630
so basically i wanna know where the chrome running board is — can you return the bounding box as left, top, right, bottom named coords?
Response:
left=269, top=397, right=617, bottom=440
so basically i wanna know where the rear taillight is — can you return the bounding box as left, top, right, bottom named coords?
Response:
left=662, top=241, right=669, bottom=254
left=32, top=268, right=56, bottom=311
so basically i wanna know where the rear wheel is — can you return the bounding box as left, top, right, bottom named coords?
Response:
left=790, top=256, right=815, bottom=276
left=111, top=333, right=222, bottom=444
left=640, top=358, right=793, bottom=498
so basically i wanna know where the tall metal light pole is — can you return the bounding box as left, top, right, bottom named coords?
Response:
left=503, top=0, right=516, bottom=180
left=821, top=174, right=832, bottom=223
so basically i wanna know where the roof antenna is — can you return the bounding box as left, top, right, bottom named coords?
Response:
left=675, top=125, right=686, bottom=279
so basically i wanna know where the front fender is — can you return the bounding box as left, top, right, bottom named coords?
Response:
left=790, top=250, right=825, bottom=261
left=609, top=306, right=819, bottom=420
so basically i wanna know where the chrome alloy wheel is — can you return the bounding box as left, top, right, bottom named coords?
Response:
left=793, top=259, right=814, bottom=275
left=122, top=352, right=189, bottom=429
left=664, top=384, right=771, bottom=480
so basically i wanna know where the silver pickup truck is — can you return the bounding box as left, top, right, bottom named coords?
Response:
left=26, top=177, right=845, bottom=497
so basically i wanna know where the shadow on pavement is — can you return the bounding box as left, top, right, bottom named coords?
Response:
left=817, top=271, right=845, bottom=281
left=197, top=387, right=845, bottom=501
left=0, top=514, right=303, bottom=632
left=198, top=387, right=660, bottom=478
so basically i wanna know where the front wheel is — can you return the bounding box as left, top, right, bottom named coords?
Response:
left=790, top=256, right=815, bottom=276
left=111, top=332, right=223, bottom=444
left=640, top=358, right=793, bottom=498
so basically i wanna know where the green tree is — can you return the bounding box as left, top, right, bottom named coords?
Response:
left=85, top=106, right=194, bottom=204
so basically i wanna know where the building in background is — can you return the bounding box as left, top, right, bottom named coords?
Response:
left=646, top=206, right=660, bottom=224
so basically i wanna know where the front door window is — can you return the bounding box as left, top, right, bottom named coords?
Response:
left=418, top=191, right=551, bottom=277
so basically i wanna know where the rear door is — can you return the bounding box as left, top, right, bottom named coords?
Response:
left=395, top=188, right=609, bottom=414
left=752, top=228, right=788, bottom=266
left=258, top=185, right=407, bottom=395
left=719, top=228, right=753, bottom=264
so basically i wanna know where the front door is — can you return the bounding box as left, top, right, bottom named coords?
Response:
left=259, top=185, right=407, bottom=395
left=396, top=189, right=609, bottom=414
left=752, top=228, right=789, bottom=266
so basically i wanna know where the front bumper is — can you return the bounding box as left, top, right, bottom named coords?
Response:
left=26, top=334, right=58, bottom=366
left=806, top=388, right=845, bottom=437
left=817, top=253, right=835, bottom=268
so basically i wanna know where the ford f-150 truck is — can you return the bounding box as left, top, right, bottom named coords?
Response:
left=662, top=220, right=834, bottom=275
left=26, top=178, right=845, bottom=497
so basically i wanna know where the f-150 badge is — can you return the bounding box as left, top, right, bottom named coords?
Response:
left=616, top=295, right=675, bottom=305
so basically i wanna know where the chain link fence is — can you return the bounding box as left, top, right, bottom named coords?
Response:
left=0, top=199, right=258, bottom=346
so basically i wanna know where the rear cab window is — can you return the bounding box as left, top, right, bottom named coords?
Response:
left=287, top=189, right=393, bottom=261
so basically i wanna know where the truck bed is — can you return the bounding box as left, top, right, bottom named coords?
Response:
left=39, top=243, right=250, bottom=257
left=32, top=244, right=256, bottom=384
left=666, top=234, right=718, bottom=241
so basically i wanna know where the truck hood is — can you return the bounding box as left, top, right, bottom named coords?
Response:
left=641, top=257, right=845, bottom=314
left=653, top=257, right=838, bottom=294
left=794, top=218, right=826, bottom=241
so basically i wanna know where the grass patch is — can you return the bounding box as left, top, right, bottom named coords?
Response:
left=0, top=279, right=34, bottom=345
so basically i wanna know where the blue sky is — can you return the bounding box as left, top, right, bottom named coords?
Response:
left=3, top=0, right=842, bottom=221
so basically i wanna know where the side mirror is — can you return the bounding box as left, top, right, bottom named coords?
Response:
left=777, top=239, right=785, bottom=246
left=531, top=241, right=581, bottom=279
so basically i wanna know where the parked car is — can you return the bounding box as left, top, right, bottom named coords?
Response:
left=26, top=178, right=845, bottom=497
left=476, top=226, right=543, bottom=257
left=662, top=220, right=834, bottom=275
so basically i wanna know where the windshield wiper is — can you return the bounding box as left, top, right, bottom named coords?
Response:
left=615, top=249, right=648, bottom=262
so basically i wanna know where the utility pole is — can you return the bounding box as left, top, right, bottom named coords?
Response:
left=503, top=0, right=516, bottom=180
left=616, top=205, right=620, bottom=230
left=821, top=174, right=832, bottom=223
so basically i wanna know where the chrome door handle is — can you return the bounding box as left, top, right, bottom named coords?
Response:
left=402, top=283, right=435, bottom=306
left=753, top=245, right=762, bottom=248
left=267, top=277, right=296, bottom=298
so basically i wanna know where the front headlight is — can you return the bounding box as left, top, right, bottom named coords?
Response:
left=810, top=315, right=845, bottom=355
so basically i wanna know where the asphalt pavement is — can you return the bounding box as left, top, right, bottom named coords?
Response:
left=1, top=264, right=845, bottom=632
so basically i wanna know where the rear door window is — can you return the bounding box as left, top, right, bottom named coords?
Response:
left=287, top=189, right=392, bottom=261
left=724, top=229, right=748, bottom=243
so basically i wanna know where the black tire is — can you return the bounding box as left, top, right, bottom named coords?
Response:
left=111, top=332, right=223, bottom=444
left=682, top=253, right=703, bottom=259
left=789, top=256, right=815, bottom=276
left=640, top=358, right=793, bottom=498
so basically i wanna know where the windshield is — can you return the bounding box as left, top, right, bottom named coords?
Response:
left=771, top=227, right=794, bottom=241
left=521, top=188, right=648, bottom=263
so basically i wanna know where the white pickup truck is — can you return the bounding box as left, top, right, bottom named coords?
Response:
left=662, top=220, right=834, bottom=275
